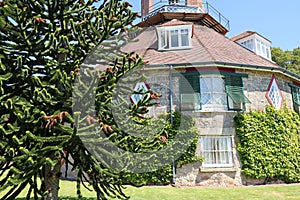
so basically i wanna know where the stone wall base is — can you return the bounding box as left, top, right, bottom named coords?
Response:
left=196, top=172, right=241, bottom=187
left=175, top=163, right=243, bottom=187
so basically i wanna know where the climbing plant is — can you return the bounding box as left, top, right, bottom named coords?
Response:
left=121, top=112, right=202, bottom=185
left=235, top=105, right=300, bottom=183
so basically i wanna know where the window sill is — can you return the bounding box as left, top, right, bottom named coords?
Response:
left=200, top=167, right=237, bottom=173
left=158, top=47, right=192, bottom=51
left=192, top=110, right=238, bottom=113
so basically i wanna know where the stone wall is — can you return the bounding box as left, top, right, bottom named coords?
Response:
left=143, top=67, right=297, bottom=187
left=237, top=69, right=294, bottom=112
left=133, top=67, right=297, bottom=187
left=175, top=111, right=242, bottom=186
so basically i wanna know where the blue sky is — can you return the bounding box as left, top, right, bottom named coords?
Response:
left=129, top=0, right=300, bottom=50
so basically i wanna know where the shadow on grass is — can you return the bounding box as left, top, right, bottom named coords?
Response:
left=16, top=198, right=97, bottom=200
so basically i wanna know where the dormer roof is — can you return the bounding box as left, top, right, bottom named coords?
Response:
left=230, top=31, right=272, bottom=44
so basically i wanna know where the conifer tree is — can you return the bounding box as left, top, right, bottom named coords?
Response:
left=0, top=0, right=154, bottom=199
left=0, top=0, right=199, bottom=199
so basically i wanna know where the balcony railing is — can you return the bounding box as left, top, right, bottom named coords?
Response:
left=141, top=1, right=230, bottom=30
left=202, top=2, right=230, bottom=30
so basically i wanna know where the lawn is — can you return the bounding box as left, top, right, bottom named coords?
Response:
left=7, top=179, right=300, bottom=200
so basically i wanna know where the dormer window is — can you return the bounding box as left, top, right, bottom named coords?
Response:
left=240, top=39, right=254, bottom=51
left=231, top=31, right=272, bottom=61
left=157, top=24, right=192, bottom=51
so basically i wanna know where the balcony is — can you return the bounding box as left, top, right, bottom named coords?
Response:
left=143, top=4, right=204, bottom=20
left=139, top=1, right=230, bottom=34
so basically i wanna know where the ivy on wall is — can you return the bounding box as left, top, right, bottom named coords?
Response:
left=122, top=111, right=202, bottom=185
left=235, top=105, right=300, bottom=183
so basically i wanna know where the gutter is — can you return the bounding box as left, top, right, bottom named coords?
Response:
left=142, top=61, right=300, bottom=82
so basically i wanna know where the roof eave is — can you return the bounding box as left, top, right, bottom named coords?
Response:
left=143, top=61, right=300, bottom=82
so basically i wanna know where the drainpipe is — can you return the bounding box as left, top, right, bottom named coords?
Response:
left=169, top=65, right=174, bottom=124
left=169, top=64, right=175, bottom=185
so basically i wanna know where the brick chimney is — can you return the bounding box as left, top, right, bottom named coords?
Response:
left=186, top=0, right=204, bottom=10
left=141, top=0, right=154, bottom=17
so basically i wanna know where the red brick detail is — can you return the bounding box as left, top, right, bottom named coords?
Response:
left=185, top=67, right=235, bottom=73
left=141, top=0, right=154, bottom=17
left=186, top=0, right=204, bottom=10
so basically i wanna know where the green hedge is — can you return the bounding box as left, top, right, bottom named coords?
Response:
left=235, top=106, right=300, bottom=183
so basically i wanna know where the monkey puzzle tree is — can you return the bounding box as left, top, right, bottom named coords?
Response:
left=0, top=0, right=157, bottom=199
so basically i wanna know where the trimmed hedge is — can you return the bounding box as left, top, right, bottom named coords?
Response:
left=235, top=106, right=300, bottom=183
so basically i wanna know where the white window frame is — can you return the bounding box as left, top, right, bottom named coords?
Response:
left=236, top=34, right=272, bottom=60
left=266, top=75, right=283, bottom=109
left=200, top=75, right=227, bottom=111
left=130, top=82, right=151, bottom=104
left=157, top=24, right=192, bottom=51
left=180, top=74, right=250, bottom=112
left=254, top=37, right=272, bottom=60
left=200, top=135, right=234, bottom=168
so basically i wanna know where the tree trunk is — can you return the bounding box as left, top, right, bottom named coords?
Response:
left=44, top=161, right=61, bottom=200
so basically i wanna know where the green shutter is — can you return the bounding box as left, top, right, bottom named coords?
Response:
left=225, top=75, right=251, bottom=104
left=179, top=74, right=200, bottom=94
left=291, top=86, right=300, bottom=106
left=179, top=74, right=201, bottom=111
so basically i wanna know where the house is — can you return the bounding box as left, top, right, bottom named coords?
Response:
left=122, top=0, right=300, bottom=186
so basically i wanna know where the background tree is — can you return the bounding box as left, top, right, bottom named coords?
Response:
left=271, top=47, right=300, bottom=75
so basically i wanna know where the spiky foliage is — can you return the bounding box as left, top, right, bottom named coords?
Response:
left=0, top=0, right=149, bottom=199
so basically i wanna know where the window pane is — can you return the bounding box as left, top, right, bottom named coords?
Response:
left=201, top=136, right=233, bottom=167
left=266, top=48, right=270, bottom=59
left=200, top=77, right=210, bottom=92
left=266, top=78, right=283, bottom=109
left=200, top=76, right=226, bottom=107
left=212, top=77, right=224, bottom=92
left=201, top=94, right=211, bottom=105
left=159, top=29, right=166, bottom=48
left=211, top=93, right=226, bottom=104
left=181, top=29, right=189, bottom=46
left=170, top=30, right=179, bottom=47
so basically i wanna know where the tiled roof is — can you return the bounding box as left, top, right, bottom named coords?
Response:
left=122, top=22, right=280, bottom=69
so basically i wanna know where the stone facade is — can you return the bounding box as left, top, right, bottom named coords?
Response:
left=241, top=70, right=294, bottom=112
left=61, top=66, right=298, bottom=185
left=142, top=66, right=297, bottom=187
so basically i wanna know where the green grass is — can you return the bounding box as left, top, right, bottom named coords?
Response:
left=5, top=180, right=300, bottom=200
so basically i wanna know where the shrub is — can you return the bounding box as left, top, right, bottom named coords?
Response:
left=235, top=105, right=300, bottom=183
